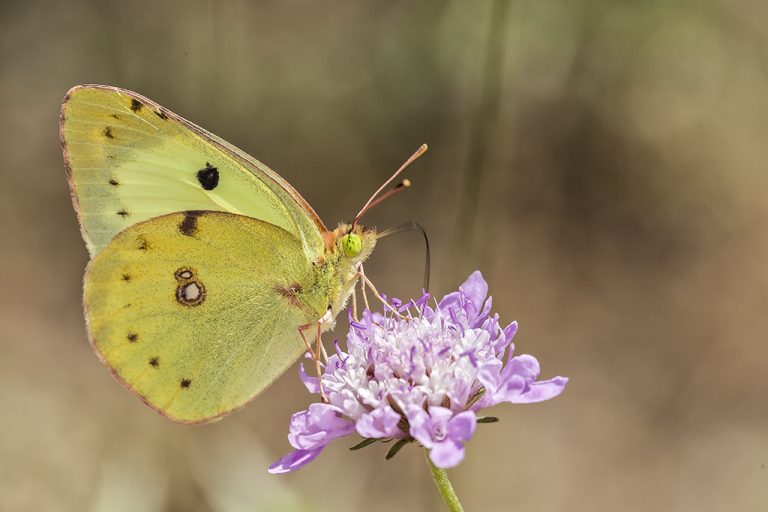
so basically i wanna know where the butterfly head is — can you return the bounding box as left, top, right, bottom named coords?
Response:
left=329, top=223, right=377, bottom=264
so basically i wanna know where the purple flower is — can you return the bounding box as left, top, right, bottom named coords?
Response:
left=268, top=271, right=568, bottom=474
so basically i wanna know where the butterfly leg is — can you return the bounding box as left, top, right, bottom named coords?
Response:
left=298, top=310, right=334, bottom=403
left=298, top=323, right=327, bottom=402
left=356, top=262, right=371, bottom=312
left=351, top=286, right=359, bottom=321
left=356, top=265, right=406, bottom=319
left=297, top=324, right=318, bottom=360
left=315, top=313, right=330, bottom=364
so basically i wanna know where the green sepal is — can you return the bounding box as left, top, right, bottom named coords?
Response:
left=385, top=439, right=412, bottom=460
left=464, top=388, right=485, bottom=409
left=349, top=438, right=380, bottom=451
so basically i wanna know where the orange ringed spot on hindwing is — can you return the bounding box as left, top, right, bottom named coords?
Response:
left=174, top=267, right=196, bottom=282
left=176, top=281, right=205, bottom=306
left=174, top=268, right=205, bottom=306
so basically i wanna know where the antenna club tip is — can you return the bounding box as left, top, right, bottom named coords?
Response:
left=418, top=143, right=428, bottom=154
left=401, top=179, right=412, bottom=187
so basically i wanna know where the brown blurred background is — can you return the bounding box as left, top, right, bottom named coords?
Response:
left=1, top=0, right=767, bottom=510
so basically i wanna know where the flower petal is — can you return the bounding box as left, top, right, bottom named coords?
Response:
left=268, top=448, right=323, bottom=474
left=502, top=354, right=541, bottom=382
left=356, top=405, right=402, bottom=439
left=427, top=406, right=454, bottom=425
left=429, top=440, right=466, bottom=468
left=298, top=364, right=320, bottom=394
left=477, top=359, right=503, bottom=392
left=503, top=321, right=518, bottom=342
left=500, top=320, right=518, bottom=353
left=490, top=374, right=527, bottom=404
left=308, top=403, right=355, bottom=432
left=406, top=406, right=434, bottom=448
left=447, top=411, right=477, bottom=442
left=288, top=404, right=355, bottom=450
left=510, top=376, right=569, bottom=403
left=438, top=290, right=462, bottom=311
left=459, top=270, right=488, bottom=312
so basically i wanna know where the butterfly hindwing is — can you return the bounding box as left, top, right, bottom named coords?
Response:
left=85, top=211, right=326, bottom=423
left=60, top=84, right=325, bottom=258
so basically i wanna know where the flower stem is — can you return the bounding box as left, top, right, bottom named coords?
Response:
left=425, top=450, right=465, bottom=512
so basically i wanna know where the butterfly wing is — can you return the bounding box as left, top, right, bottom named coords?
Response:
left=85, top=211, right=328, bottom=424
left=60, top=84, right=326, bottom=258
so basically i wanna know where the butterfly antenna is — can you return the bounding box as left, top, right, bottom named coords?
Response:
left=351, top=144, right=428, bottom=229
left=377, top=221, right=431, bottom=292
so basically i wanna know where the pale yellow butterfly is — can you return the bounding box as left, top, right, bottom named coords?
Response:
left=61, top=84, right=425, bottom=423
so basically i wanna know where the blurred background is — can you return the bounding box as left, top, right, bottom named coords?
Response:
left=1, top=0, right=767, bottom=510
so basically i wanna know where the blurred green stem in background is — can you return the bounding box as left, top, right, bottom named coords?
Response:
left=426, top=450, right=465, bottom=512
left=453, top=0, right=510, bottom=274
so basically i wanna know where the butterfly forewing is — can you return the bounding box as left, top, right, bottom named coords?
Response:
left=60, top=85, right=325, bottom=257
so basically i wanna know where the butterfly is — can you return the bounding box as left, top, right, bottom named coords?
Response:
left=60, top=84, right=425, bottom=424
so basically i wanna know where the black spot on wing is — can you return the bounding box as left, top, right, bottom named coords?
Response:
left=127, top=333, right=138, bottom=343
left=196, top=163, right=219, bottom=190
left=103, top=126, right=114, bottom=139
left=117, top=209, right=129, bottom=217
left=149, top=357, right=159, bottom=368
left=137, top=235, right=150, bottom=251
left=179, top=211, right=205, bottom=237
left=109, top=114, right=120, bottom=120
left=109, top=179, right=119, bottom=186
left=121, top=273, right=131, bottom=282
left=130, top=98, right=143, bottom=112
left=180, top=378, right=192, bottom=388
left=155, top=109, right=168, bottom=120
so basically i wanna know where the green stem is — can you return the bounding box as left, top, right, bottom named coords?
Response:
left=425, top=450, right=465, bottom=512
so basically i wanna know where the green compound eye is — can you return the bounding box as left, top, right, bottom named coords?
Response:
left=341, top=233, right=362, bottom=258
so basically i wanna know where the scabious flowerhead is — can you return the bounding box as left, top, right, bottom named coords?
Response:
left=269, top=271, right=568, bottom=473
